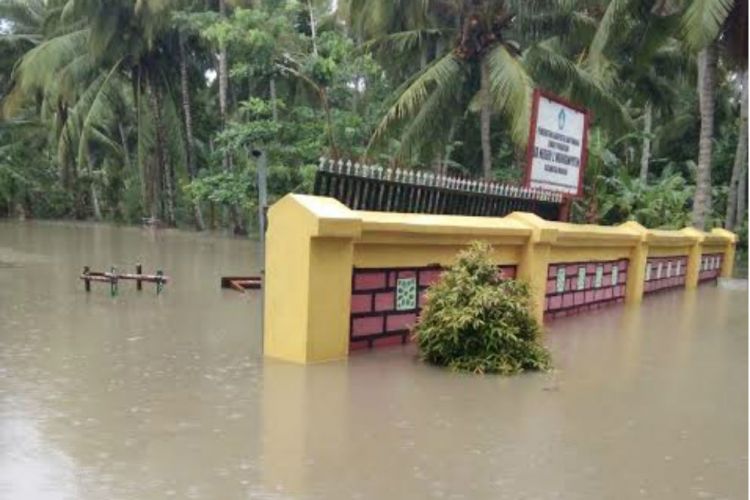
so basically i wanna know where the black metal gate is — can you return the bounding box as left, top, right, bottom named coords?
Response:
left=312, top=158, right=563, bottom=220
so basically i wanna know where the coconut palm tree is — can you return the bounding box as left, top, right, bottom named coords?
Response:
left=581, top=0, right=746, bottom=229
left=3, top=0, right=204, bottom=225
left=679, top=0, right=745, bottom=229
left=725, top=70, right=747, bottom=229
left=587, top=7, right=688, bottom=182
left=1, top=0, right=108, bottom=214
left=176, top=27, right=205, bottom=230
left=358, top=0, right=629, bottom=179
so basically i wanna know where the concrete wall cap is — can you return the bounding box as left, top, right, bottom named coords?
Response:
left=547, top=221, right=641, bottom=245
left=619, top=220, right=648, bottom=232
left=644, top=228, right=697, bottom=246
left=270, top=194, right=362, bottom=238
left=618, top=221, right=648, bottom=242
left=357, top=211, right=532, bottom=238
left=710, top=227, right=738, bottom=243
left=679, top=227, right=706, bottom=243
left=505, top=212, right=558, bottom=243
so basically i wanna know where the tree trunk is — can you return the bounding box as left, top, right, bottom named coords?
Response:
left=639, top=102, right=652, bottom=183
left=320, top=87, right=338, bottom=157
left=148, top=73, right=175, bottom=226
left=737, top=166, right=747, bottom=228
left=179, top=33, right=206, bottom=231
left=90, top=183, right=102, bottom=220
left=270, top=77, right=278, bottom=122
left=87, top=148, right=102, bottom=220
left=217, top=0, right=244, bottom=234
left=56, top=100, right=73, bottom=189
left=134, top=67, right=156, bottom=220
left=218, top=0, right=231, bottom=172
left=691, top=45, right=716, bottom=230
left=117, top=122, right=131, bottom=219
left=307, top=0, right=318, bottom=56
left=118, top=122, right=131, bottom=172
left=480, top=58, right=492, bottom=180
left=726, top=70, right=748, bottom=229
left=435, top=121, right=457, bottom=175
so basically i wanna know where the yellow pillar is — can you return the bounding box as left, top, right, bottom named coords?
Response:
left=507, top=213, right=558, bottom=324
left=680, top=228, right=705, bottom=290
left=619, top=221, right=648, bottom=304
left=264, top=195, right=361, bottom=363
left=710, top=228, right=738, bottom=278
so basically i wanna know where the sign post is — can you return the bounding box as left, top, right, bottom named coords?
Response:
left=251, top=148, right=267, bottom=351
left=523, top=89, right=590, bottom=221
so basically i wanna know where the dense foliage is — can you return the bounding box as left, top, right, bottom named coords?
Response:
left=0, top=0, right=746, bottom=234
left=413, top=241, right=551, bottom=374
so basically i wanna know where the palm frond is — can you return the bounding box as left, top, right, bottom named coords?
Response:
left=0, top=0, right=46, bottom=33
left=681, top=0, right=734, bottom=51
left=14, top=29, right=89, bottom=93
left=485, top=43, right=533, bottom=148
left=56, top=53, right=98, bottom=103
left=525, top=40, right=632, bottom=133
left=361, top=27, right=453, bottom=52
left=588, top=0, right=631, bottom=69
left=88, top=125, right=124, bottom=158
left=398, top=77, right=465, bottom=161
left=369, top=52, right=465, bottom=148
left=159, top=75, right=188, bottom=182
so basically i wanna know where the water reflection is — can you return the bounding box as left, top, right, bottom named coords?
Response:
left=0, top=220, right=746, bottom=499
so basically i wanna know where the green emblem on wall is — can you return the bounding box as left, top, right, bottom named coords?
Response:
left=594, top=265, right=603, bottom=288
left=612, top=266, right=619, bottom=285
left=577, top=267, right=586, bottom=290
left=396, top=277, right=417, bottom=311
left=556, top=268, right=566, bottom=293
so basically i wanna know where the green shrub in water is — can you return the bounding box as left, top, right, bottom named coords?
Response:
left=413, top=241, right=552, bottom=375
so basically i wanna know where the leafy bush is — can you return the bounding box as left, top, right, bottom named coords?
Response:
left=413, top=242, right=552, bottom=375
left=594, top=168, right=694, bottom=228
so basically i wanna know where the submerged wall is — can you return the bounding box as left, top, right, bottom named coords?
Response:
left=264, top=194, right=737, bottom=364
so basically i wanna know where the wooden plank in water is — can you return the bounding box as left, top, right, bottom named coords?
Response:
left=220, top=276, right=262, bottom=291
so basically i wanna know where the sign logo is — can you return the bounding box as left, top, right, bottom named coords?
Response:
left=558, top=109, right=566, bottom=130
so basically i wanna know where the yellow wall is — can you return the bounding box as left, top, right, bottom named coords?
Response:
left=264, top=195, right=738, bottom=364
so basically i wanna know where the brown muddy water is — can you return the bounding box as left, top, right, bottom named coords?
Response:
left=0, top=220, right=747, bottom=500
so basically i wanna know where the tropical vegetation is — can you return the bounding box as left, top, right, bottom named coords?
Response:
left=0, top=0, right=746, bottom=235
left=413, top=241, right=551, bottom=374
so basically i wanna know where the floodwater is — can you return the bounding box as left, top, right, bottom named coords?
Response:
left=0, top=221, right=746, bottom=500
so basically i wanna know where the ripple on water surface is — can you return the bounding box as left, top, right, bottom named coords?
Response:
left=0, top=220, right=746, bottom=500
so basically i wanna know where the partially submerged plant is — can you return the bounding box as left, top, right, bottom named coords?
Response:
left=413, top=241, right=551, bottom=375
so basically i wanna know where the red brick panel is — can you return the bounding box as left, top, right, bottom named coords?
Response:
left=698, top=253, right=723, bottom=284
left=544, top=259, right=628, bottom=321
left=350, top=264, right=516, bottom=351
left=643, top=255, right=687, bottom=295
left=353, top=271, right=387, bottom=290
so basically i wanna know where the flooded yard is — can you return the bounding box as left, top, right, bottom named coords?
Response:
left=0, top=221, right=746, bottom=500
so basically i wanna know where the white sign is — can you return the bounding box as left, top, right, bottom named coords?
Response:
left=525, top=91, right=589, bottom=196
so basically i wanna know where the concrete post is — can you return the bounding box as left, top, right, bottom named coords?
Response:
left=264, top=195, right=361, bottom=363
left=711, top=228, right=738, bottom=278
left=619, top=221, right=648, bottom=304
left=507, top=212, right=558, bottom=324
left=681, top=228, right=705, bottom=290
